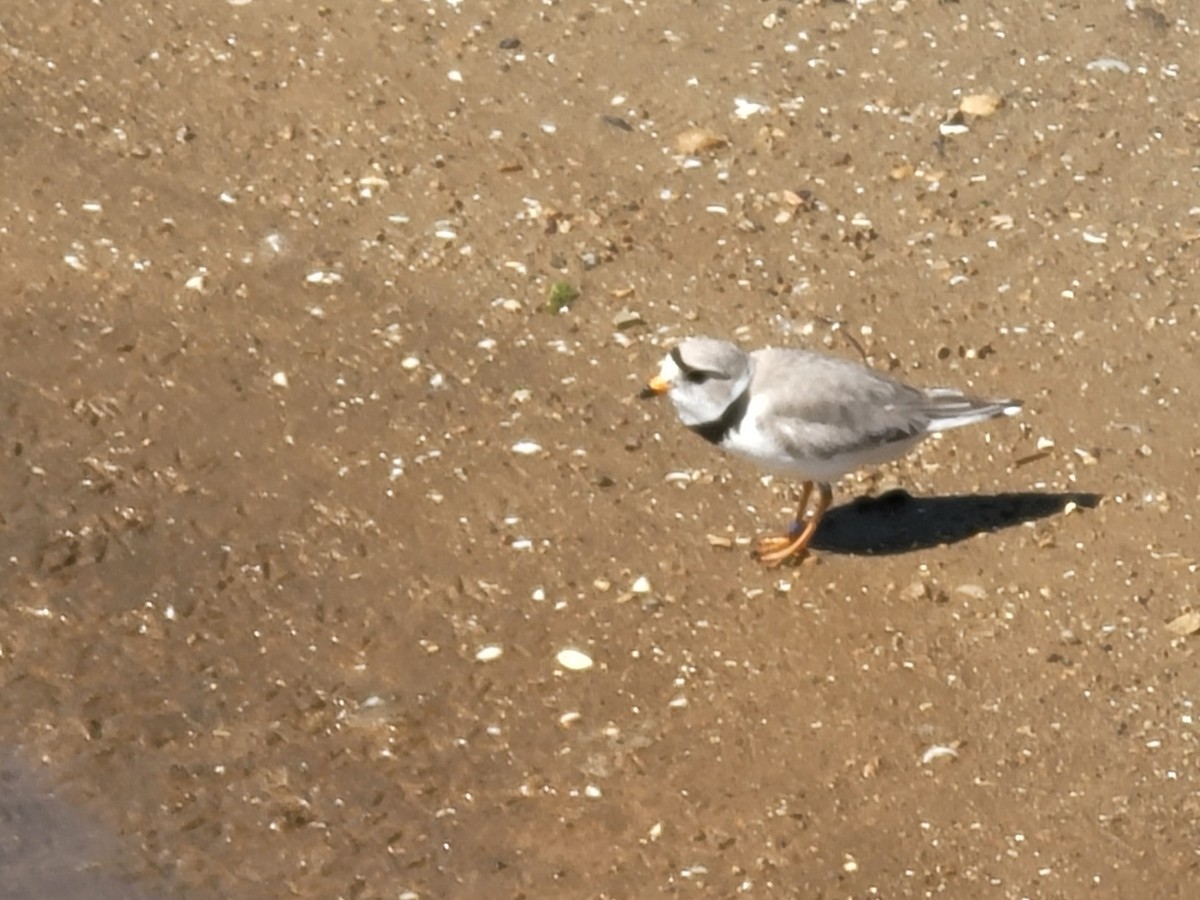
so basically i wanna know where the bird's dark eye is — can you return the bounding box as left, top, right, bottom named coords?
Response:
left=685, top=370, right=714, bottom=385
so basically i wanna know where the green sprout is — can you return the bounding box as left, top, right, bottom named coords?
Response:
left=546, top=281, right=580, bottom=313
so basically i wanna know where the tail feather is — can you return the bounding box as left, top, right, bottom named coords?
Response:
left=922, top=388, right=1023, bottom=432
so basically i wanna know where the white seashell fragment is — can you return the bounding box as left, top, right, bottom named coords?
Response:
left=305, top=270, right=343, bottom=285
left=511, top=440, right=543, bottom=455
left=271, top=372, right=289, bottom=388
left=556, top=648, right=593, bottom=671
left=733, top=97, right=770, bottom=119
left=921, top=744, right=960, bottom=765
left=631, top=575, right=651, bottom=594
left=1086, top=57, right=1131, bottom=74
left=475, top=644, right=503, bottom=662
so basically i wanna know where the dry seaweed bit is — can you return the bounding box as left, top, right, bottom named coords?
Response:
left=546, top=281, right=580, bottom=313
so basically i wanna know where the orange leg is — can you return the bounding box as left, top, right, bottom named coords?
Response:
left=753, top=481, right=833, bottom=567
left=753, top=481, right=813, bottom=556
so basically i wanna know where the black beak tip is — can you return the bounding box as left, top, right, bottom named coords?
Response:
left=638, top=386, right=659, bottom=400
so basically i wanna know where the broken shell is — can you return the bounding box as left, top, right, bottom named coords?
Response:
left=921, top=744, right=960, bottom=765
left=959, top=92, right=1002, bottom=117
left=1165, top=611, right=1200, bottom=636
left=511, top=440, right=543, bottom=455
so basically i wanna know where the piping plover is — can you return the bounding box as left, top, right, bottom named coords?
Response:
left=641, top=337, right=1022, bottom=566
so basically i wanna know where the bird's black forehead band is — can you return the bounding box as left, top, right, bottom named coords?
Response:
left=669, top=345, right=731, bottom=380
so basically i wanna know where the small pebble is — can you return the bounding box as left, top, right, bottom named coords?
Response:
left=939, top=118, right=970, bottom=136
left=674, top=126, right=726, bottom=155
left=475, top=645, right=503, bottom=662
left=899, top=581, right=932, bottom=603
left=959, top=92, right=1002, bottom=117
left=612, top=308, right=646, bottom=330
left=631, top=575, right=651, bottom=594
left=271, top=372, right=289, bottom=388
left=556, top=648, right=593, bottom=671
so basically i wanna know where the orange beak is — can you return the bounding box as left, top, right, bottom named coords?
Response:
left=639, top=375, right=670, bottom=399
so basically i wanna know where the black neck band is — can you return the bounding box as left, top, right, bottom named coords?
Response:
left=687, top=387, right=750, bottom=445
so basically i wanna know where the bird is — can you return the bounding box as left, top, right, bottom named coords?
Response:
left=640, top=336, right=1022, bottom=566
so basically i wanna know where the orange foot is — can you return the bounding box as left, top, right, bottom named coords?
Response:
left=751, top=482, right=832, bottom=568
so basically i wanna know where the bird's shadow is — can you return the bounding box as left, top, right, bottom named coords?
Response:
left=809, top=489, right=1100, bottom=556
